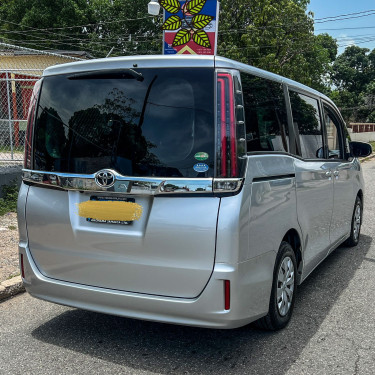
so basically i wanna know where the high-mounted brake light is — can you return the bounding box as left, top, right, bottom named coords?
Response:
left=217, top=72, right=238, bottom=178
left=24, top=79, right=42, bottom=169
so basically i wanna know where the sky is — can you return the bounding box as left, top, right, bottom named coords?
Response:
left=308, top=0, right=375, bottom=54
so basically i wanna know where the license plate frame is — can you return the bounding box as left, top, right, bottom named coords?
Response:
left=86, top=196, right=136, bottom=225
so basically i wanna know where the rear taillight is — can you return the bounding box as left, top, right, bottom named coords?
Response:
left=216, top=71, right=245, bottom=178
left=24, top=79, right=42, bottom=169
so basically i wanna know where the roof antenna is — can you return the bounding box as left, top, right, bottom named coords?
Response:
left=106, top=47, right=115, bottom=58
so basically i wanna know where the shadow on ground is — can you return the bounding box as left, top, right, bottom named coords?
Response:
left=32, top=235, right=372, bottom=375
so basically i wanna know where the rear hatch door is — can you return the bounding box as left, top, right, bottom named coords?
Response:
left=25, top=66, right=218, bottom=298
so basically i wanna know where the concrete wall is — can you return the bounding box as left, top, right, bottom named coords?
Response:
left=0, top=166, right=22, bottom=198
left=350, top=132, right=375, bottom=143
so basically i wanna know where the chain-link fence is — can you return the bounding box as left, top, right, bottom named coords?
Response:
left=0, top=42, right=83, bottom=168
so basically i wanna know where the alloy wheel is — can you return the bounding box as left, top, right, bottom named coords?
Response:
left=353, top=203, right=361, bottom=241
left=277, top=256, right=295, bottom=317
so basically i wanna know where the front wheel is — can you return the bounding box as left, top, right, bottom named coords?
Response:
left=344, top=196, right=362, bottom=247
left=255, top=242, right=297, bottom=331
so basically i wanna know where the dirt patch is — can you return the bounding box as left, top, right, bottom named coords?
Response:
left=0, top=212, right=19, bottom=282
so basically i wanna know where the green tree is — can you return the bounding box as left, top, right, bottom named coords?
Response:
left=332, top=46, right=374, bottom=94
left=0, top=0, right=94, bottom=51
left=0, top=0, right=337, bottom=90
left=84, top=0, right=161, bottom=57
left=0, top=0, right=161, bottom=57
left=331, top=46, right=375, bottom=122
left=217, top=0, right=337, bottom=91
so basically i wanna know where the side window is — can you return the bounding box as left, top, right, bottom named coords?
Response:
left=241, top=73, right=289, bottom=153
left=289, top=91, right=323, bottom=159
left=323, top=105, right=344, bottom=159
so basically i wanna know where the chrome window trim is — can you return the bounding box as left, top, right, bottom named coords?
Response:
left=22, top=169, right=243, bottom=195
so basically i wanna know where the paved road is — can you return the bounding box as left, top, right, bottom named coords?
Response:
left=1, top=161, right=375, bottom=375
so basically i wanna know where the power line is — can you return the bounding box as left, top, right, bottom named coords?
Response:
left=315, top=12, right=375, bottom=24
left=0, top=27, right=160, bottom=44
left=317, top=26, right=375, bottom=32
left=0, top=17, right=158, bottom=47
left=0, top=10, right=374, bottom=47
left=338, top=37, right=375, bottom=48
left=27, top=16, right=156, bottom=31
left=314, top=9, right=375, bottom=21
left=2, top=9, right=375, bottom=41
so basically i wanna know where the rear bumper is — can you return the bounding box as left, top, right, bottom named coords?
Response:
left=20, top=245, right=276, bottom=329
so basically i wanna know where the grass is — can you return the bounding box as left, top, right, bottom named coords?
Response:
left=7, top=225, right=16, bottom=230
left=0, top=182, right=19, bottom=216
left=369, top=141, right=375, bottom=151
left=6, top=272, right=20, bottom=280
left=0, top=145, right=24, bottom=153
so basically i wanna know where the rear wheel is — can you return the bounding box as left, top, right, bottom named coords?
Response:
left=344, top=196, right=362, bottom=247
left=255, top=242, right=297, bottom=331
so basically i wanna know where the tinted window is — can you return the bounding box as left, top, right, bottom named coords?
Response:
left=290, top=91, right=323, bottom=159
left=324, top=106, right=344, bottom=159
left=241, top=73, right=289, bottom=153
left=34, top=68, right=215, bottom=178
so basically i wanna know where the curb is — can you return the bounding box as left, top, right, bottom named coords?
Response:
left=0, top=276, right=25, bottom=301
left=360, top=153, right=375, bottom=163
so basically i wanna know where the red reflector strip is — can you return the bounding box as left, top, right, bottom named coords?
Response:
left=20, top=254, right=25, bottom=279
left=224, top=280, right=230, bottom=310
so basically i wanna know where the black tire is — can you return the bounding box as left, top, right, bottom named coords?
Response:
left=344, top=196, right=362, bottom=247
left=255, top=242, right=297, bottom=331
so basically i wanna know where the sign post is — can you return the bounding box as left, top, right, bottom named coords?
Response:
left=161, top=0, right=219, bottom=55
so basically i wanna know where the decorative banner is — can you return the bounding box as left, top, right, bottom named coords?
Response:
left=162, top=0, right=219, bottom=55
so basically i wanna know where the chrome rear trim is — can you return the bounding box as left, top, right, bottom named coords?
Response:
left=22, top=169, right=243, bottom=195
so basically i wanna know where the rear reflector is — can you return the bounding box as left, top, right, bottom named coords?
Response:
left=224, top=280, right=230, bottom=310
left=20, top=254, right=25, bottom=279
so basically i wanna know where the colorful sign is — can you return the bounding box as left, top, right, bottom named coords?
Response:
left=161, top=0, right=219, bottom=55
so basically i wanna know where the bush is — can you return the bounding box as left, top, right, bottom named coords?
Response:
left=0, top=182, right=19, bottom=216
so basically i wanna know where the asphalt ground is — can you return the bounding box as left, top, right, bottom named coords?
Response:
left=1, top=161, right=375, bottom=375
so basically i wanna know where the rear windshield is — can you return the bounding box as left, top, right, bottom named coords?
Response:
left=33, top=68, right=215, bottom=178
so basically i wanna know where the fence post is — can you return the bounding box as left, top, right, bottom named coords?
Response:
left=5, top=70, right=14, bottom=160
left=11, top=73, right=19, bottom=148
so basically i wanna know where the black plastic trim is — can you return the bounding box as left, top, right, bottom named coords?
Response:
left=253, top=174, right=296, bottom=183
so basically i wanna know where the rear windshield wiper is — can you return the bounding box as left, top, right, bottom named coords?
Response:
left=68, top=69, right=144, bottom=82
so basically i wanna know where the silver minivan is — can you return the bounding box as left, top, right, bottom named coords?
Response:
left=18, top=55, right=372, bottom=330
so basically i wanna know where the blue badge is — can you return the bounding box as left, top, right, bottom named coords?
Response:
left=193, top=163, right=209, bottom=173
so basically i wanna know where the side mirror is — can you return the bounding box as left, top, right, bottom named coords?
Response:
left=350, top=141, right=372, bottom=158
left=316, top=147, right=324, bottom=159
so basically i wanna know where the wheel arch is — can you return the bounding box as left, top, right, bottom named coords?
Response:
left=282, top=229, right=303, bottom=284
left=357, top=189, right=363, bottom=202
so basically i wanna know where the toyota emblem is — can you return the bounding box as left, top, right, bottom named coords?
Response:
left=95, top=170, right=115, bottom=188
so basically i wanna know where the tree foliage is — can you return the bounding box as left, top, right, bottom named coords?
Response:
left=83, top=0, right=161, bottom=57
left=217, top=0, right=337, bottom=91
left=331, top=46, right=375, bottom=123
left=0, top=0, right=160, bottom=56
left=0, top=0, right=93, bottom=51
left=0, top=0, right=336, bottom=92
